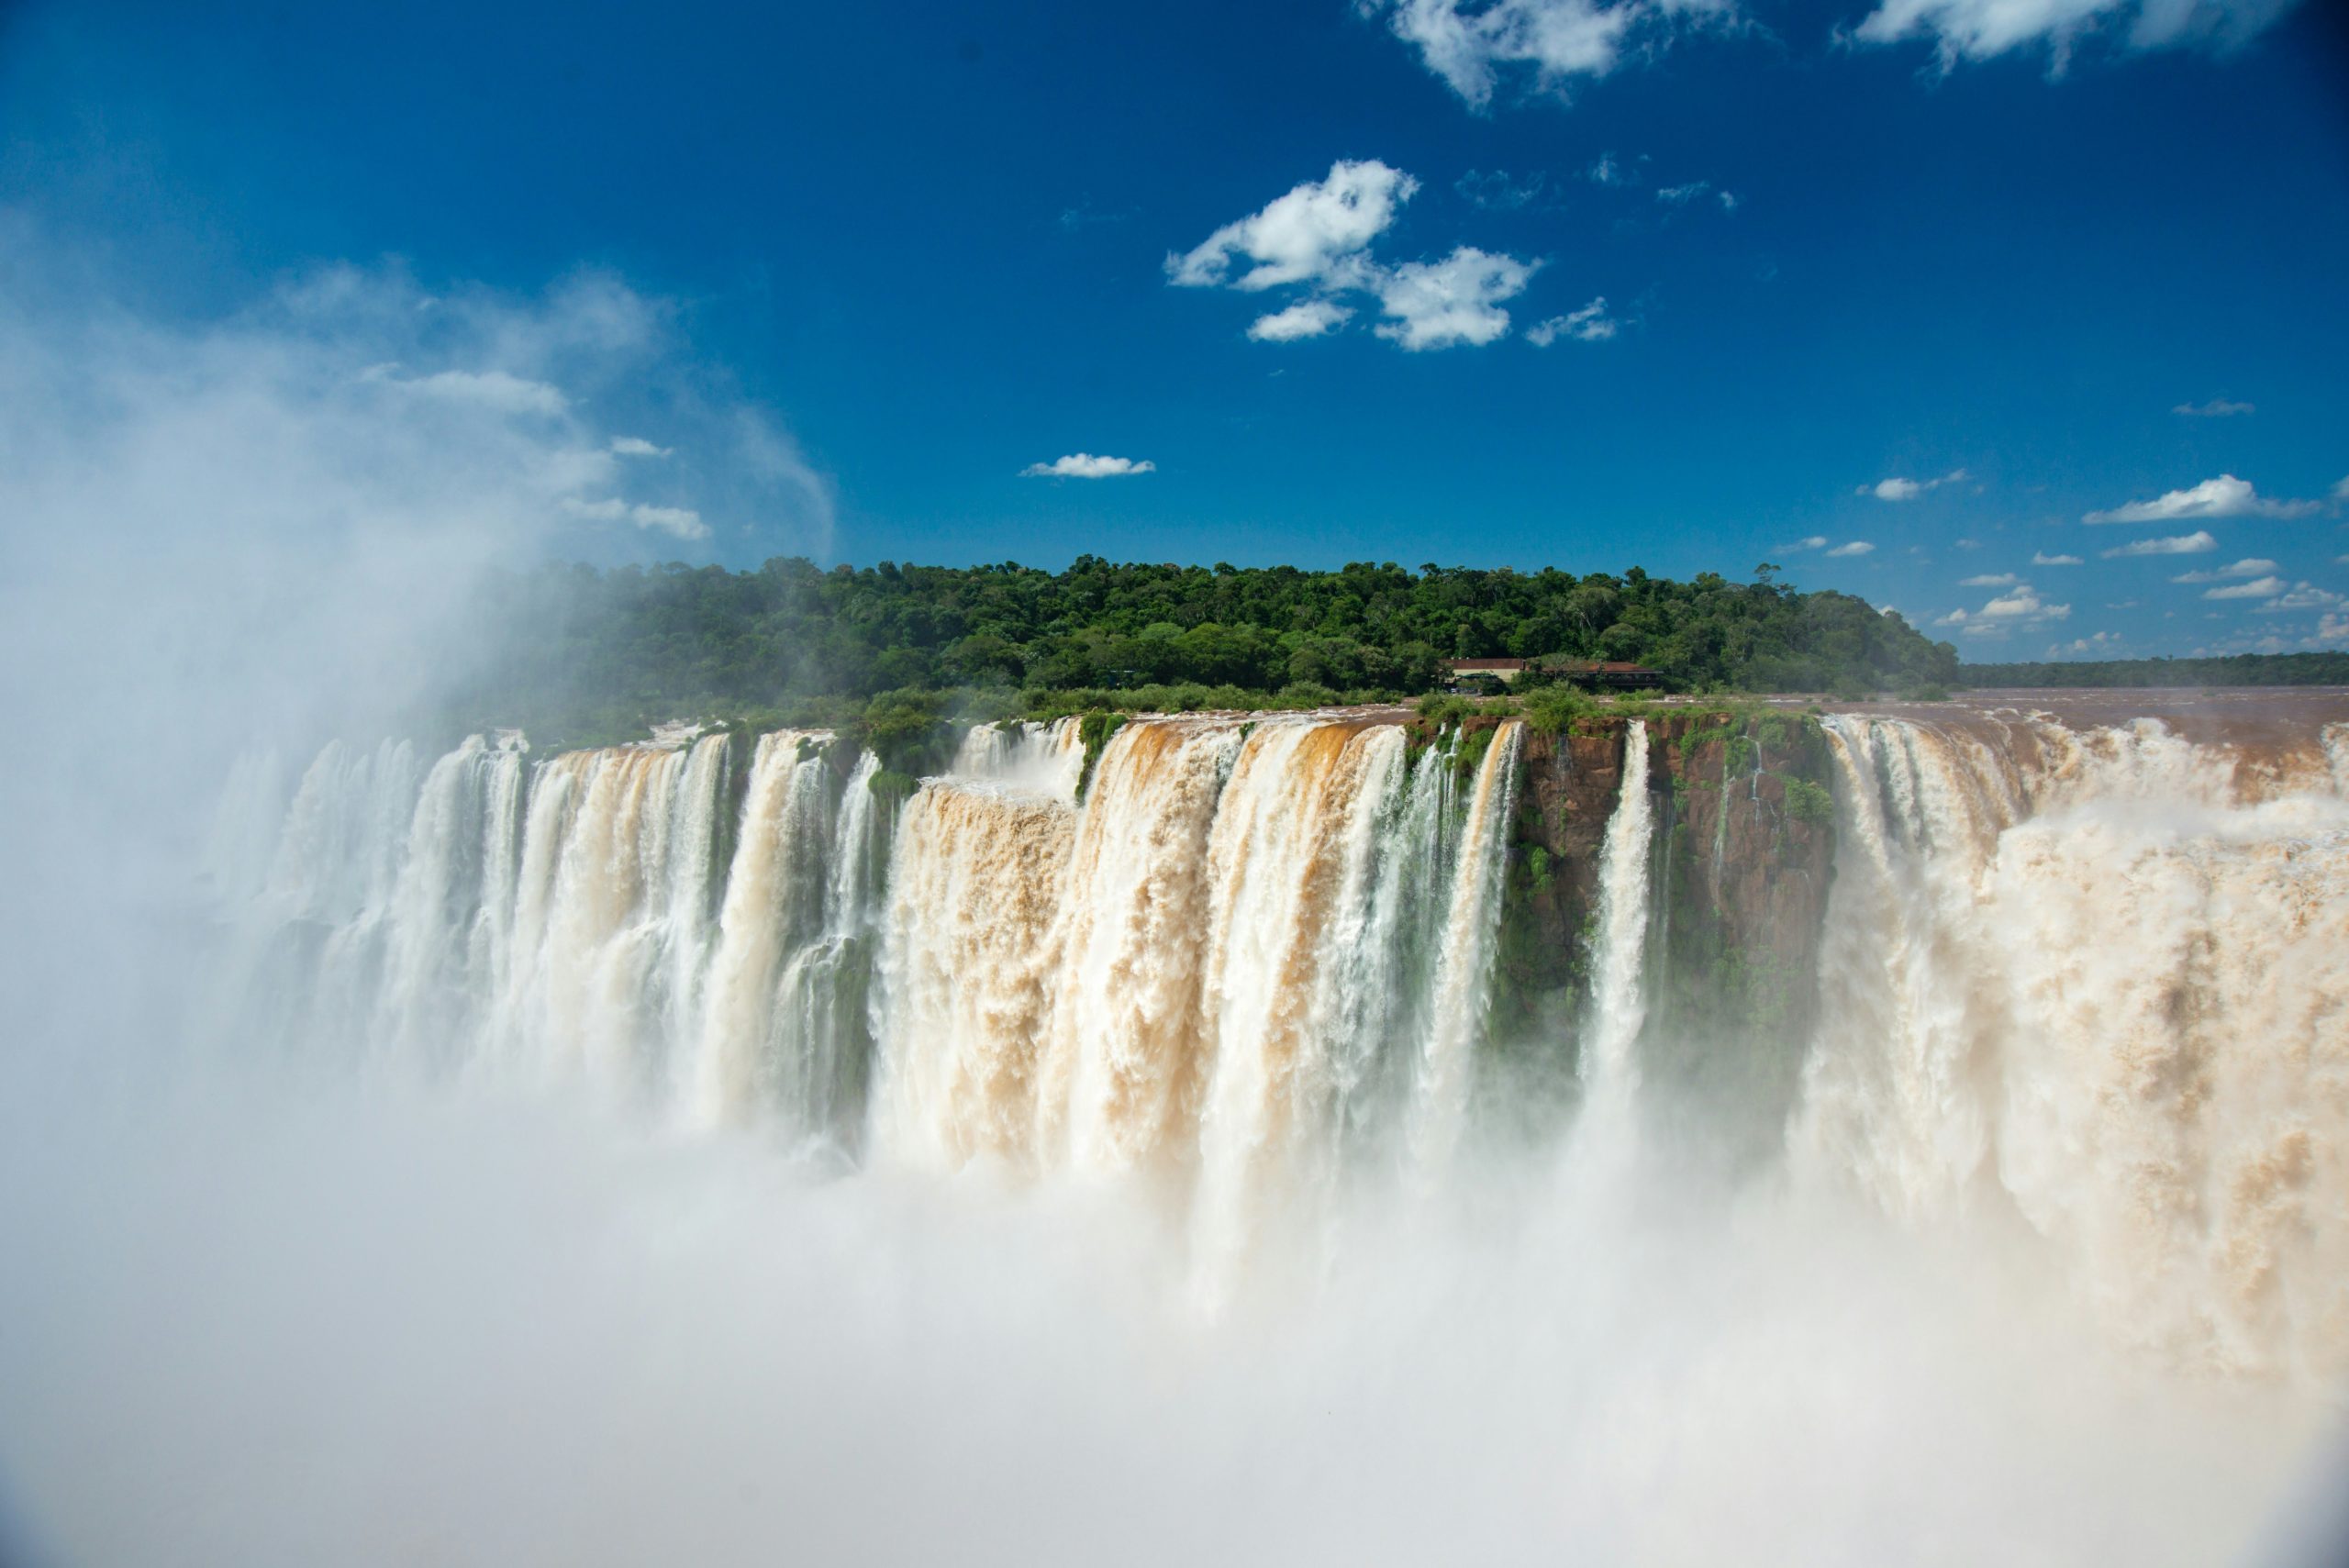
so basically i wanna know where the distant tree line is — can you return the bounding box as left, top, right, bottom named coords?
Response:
left=1959, top=652, right=2349, bottom=688
left=457, top=556, right=1960, bottom=734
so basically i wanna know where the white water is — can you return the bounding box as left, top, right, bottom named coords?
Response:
left=1798, top=710, right=2349, bottom=1379
left=1409, top=719, right=1524, bottom=1171
left=204, top=704, right=2349, bottom=1385
left=1580, top=717, right=1655, bottom=1119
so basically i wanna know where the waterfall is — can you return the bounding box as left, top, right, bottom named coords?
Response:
left=1794, top=710, right=2349, bottom=1375
left=1192, top=719, right=1410, bottom=1280
left=1581, top=717, right=1655, bottom=1110
left=211, top=698, right=2349, bottom=1371
left=1409, top=720, right=1524, bottom=1170
left=872, top=779, right=1079, bottom=1169
left=689, top=732, right=834, bottom=1126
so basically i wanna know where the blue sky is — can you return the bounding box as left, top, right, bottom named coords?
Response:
left=4, top=0, right=2345, bottom=658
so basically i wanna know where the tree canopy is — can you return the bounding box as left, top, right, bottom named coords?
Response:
left=462, top=556, right=1959, bottom=732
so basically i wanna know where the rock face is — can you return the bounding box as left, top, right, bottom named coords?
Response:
left=1450, top=708, right=1840, bottom=1160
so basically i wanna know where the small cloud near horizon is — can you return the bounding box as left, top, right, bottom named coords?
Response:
left=1020, top=453, right=1157, bottom=478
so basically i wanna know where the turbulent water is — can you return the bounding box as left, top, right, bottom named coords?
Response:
left=202, top=697, right=2349, bottom=1385
left=1798, top=706, right=2349, bottom=1379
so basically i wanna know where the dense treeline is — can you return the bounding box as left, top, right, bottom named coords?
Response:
left=463, top=556, right=1958, bottom=732
left=1958, top=652, right=2349, bottom=688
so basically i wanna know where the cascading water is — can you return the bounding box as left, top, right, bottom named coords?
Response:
left=1797, top=707, right=2349, bottom=1376
left=211, top=696, right=2349, bottom=1375
left=1580, top=717, right=1655, bottom=1117
left=1408, top=719, right=1524, bottom=1171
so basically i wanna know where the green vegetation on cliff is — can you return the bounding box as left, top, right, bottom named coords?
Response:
left=462, top=556, right=1957, bottom=736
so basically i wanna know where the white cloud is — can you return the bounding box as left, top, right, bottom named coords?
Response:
left=1019, top=453, right=1157, bottom=478
left=1365, top=0, right=1703, bottom=110
left=2101, top=530, right=2218, bottom=557
left=1718, top=190, right=1739, bottom=211
left=610, top=435, right=672, bottom=458
left=2256, top=582, right=2344, bottom=613
left=2333, top=476, right=2349, bottom=501
left=1167, top=161, right=1417, bottom=292
left=1826, top=540, right=1876, bottom=557
left=1656, top=181, right=1712, bottom=205
left=1862, top=468, right=1967, bottom=501
left=1373, top=247, right=1540, bottom=350
left=1954, top=538, right=1982, bottom=550
left=1943, top=581, right=2071, bottom=638
left=1850, top=0, right=2302, bottom=74
left=2032, top=551, right=2084, bottom=565
left=2052, top=630, right=2123, bottom=656
left=371, top=365, right=570, bottom=417
left=1248, top=300, right=1354, bottom=341
left=1981, top=584, right=2068, bottom=620
left=2172, top=397, right=2254, bottom=417
left=2202, top=575, right=2285, bottom=600
left=560, top=497, right=711, bottom=539
left=1781, top=535, right=1829, bottom=552
left=2082, top=473, right=2320, bottom=524
left=1526, top=296, right=1616, bottom=345
left=1172, top=161, right=1538, bottom=350
left=2172, top=557, right=2279, bottom=583
left=1587, top=151, right=1628, bottom=185
left=1960, top=572, right=2018, bottom=586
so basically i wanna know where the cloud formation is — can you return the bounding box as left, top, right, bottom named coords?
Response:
left=1937, top=581, right=2071, bottom=639
left=2032, top=551, right=2084, bottom=565
left=1167, top=161, right=1417, bottom=292
left=2100, top=530, right=2218, bottom=557
left=1363, top=0, right=1720, bottom=110
left=1960, top=573, right=2018, bottom=586
left=1526, top=296, right=1617, bottom=344
left=1374, top=249, right=1541, bottom=349
left=2202, top=575, right=2287, bottom=600
left=1171, top=161, right=1542, bottom=350
left=1020, top=453, right=1157, bottom=478
left=1863, top=468, right=1967, bottom=501
left=2173, top=397, right=2254, bottom=417
left=1826, top=540, right=1876, bottom=557
left=2258, top=582, right=2344, bottom=614
left=610, top=436, right=673, bottom=457
left=1851, top=0, right=2304, bottom=73
left=2083, top=473, right=2320, bottom=524
left=2170, top=558, right=2278, bottom=584
left=1248, top=300, right=1355, bottom=341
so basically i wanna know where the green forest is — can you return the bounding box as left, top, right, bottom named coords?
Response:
left=459, top=556, right=1960, bottom=740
